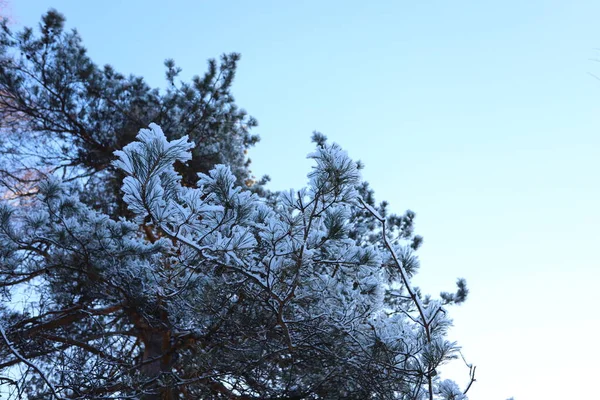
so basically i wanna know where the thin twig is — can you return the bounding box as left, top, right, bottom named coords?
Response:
left=0, top=323, right=62, bottom=399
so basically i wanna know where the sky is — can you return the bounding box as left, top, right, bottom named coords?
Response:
left=7, top=1, right=600, bottom=398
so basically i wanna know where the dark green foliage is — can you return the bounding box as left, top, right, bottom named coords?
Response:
left=0, top=9, right=263, bottom=214
left=440, top=278, right=469, bottom=305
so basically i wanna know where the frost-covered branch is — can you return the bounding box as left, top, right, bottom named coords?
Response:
left=360, top=197, right=470, bottom=400
left=0, top=122, right=472, bottom=398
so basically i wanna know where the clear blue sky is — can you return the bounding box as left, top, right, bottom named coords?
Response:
left=9, top=1, right=600, bottom=398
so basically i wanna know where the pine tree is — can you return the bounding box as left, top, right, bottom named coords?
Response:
left=0, top=10, right=474, bottom=400
left=0, top=124, right=472, bottom=399
left=0, top=10, right=264, bottom=216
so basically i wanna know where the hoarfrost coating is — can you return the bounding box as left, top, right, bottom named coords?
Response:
left=0, top=124, right=472, bottom=399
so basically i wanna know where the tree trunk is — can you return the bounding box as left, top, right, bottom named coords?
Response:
left=140, top=329, right=177, bottom=400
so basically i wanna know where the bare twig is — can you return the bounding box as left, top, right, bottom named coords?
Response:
left=0, top=323, right=62, bottom=399
left=458, top=351, right=477, bottom=395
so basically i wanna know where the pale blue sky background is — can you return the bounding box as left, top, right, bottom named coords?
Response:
left=9, top=1, right=600, bottom=398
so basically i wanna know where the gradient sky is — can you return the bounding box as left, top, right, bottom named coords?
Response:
left=9, top=1, right=600, bottom=398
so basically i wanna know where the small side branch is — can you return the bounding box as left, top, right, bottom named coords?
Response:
left=359, top=198, right=434, bottom=400
left=464, top=365, right=476, bottom=394
left=460, top=351, right=477, bottom=395
left=0, top=324, right=62, bottom=399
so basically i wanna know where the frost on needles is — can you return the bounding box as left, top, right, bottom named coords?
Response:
left=0, top=124, right=472, bottom=399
